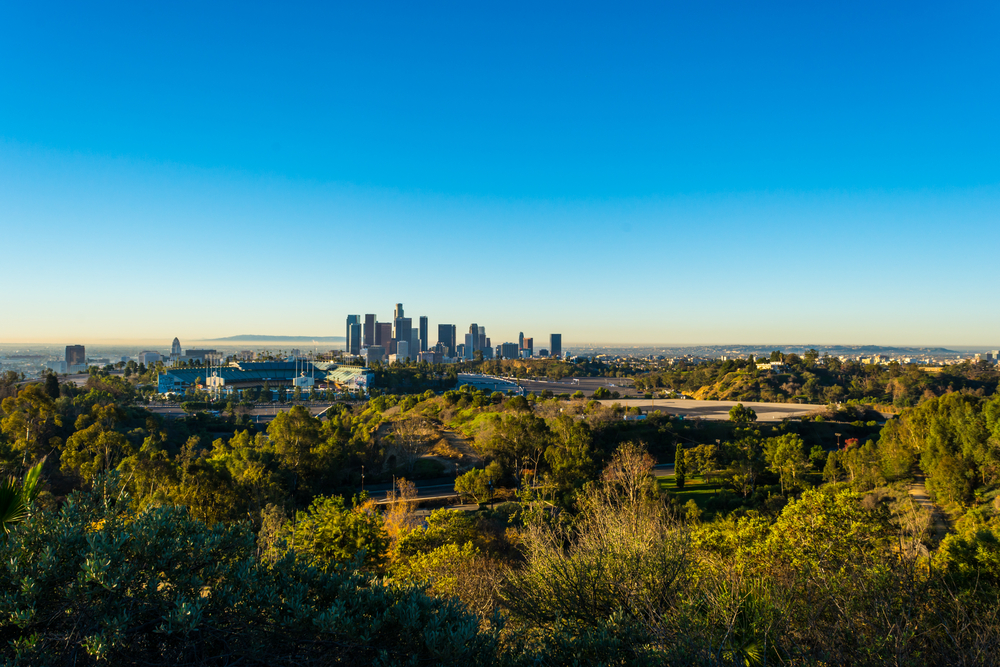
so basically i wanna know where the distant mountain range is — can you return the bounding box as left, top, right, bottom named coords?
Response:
left=204, top=335, right=345, bottom=343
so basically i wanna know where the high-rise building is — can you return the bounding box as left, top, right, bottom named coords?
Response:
left=348, top=322, right=362, bottom=355
left=346, top=315, right=360, bottom=352
left=366, top=345, right=385, bottom=365
left=171, top=338, right=182, bottom=357
left=394, top=303, right=404, bottom=320
left=65, top=345, right=86, bottom=366
left=438, top=324, right=457, bottom=357
left=394, top=317, right=412, bottom=356
left=456, top=343, right=467, bottom=359
left=363, top=314, right=376, bottom=346
left=550, top=334, right=562, bottom=359
left=396, top=340, right=409, bottom=362
left=419, top=316, right=428, bottom=352
left=523, top=337, right=533, bottom=355
left=468, top=324, right=480, bottom=352
left=377, top=322, right=394, bottom=353
left=464, top=333, right=475, bottom=359
left=500, top=342, right=519, bottom=359
left=410, top=329, right=420, bottom=361
left=518, top=332, right=524, bottom=350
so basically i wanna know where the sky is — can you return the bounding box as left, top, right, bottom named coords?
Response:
left=2, top=1, right=999, bottom=347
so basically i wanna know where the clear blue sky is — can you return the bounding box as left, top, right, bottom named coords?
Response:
left=2, top=2, right=999, bottom=346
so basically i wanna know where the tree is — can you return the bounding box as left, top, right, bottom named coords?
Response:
left=729, top=403, right=758, bottom=425
left=62, top=404, right=131, bottom=483
left=0, top=457, right=44, bottom=537
left=0, top=384, right=62, bottom=464
left=390, top=417, right=431, bottom=473
left=0, top=475, right=494, bottom=665
left=764, top=434, right=811, bottom=494
left=674, top=443, right=686, bottom=489
left=267, top=405, right=323, bottom=476
left=287, top=494, right=388, bottom=570
left=483, top=413, right=551, bottom=482
left=454, top=462, right=504, bottom=504
left=43, top=372, right=59, bottom=400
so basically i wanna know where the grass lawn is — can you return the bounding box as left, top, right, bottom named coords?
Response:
left=658, top=474, right=725, bottom=512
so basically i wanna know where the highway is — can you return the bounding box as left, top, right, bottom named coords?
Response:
left=370, top=463, right=676, bottom=509
left=596, top=398, right=825, bottom=421
left=145, top=402, right=339, bottom=423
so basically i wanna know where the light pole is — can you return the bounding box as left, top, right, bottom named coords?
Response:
left=361, top=465, right=365, bottom=493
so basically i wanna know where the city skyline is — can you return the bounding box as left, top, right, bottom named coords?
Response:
left=2, top=4, right=999, bottom=344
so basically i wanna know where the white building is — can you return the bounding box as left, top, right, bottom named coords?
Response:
left=138, top=351, right=162, bottom=365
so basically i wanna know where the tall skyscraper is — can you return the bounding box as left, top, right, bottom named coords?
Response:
left=550, top=334, right=562, bottom=359
left=346, top=315, right=360, bottom=353
left=419, top=316, right=428, bottom=352
left=171, top=338, right=182, bottom=357
left=464, top=333, right=475, bottom=359
left=410, top=329, right=420, bottom=361
left=501, top=342, right=519, bottom=359
left=394, top=303, right=404, bottom=320
left=394, top=317, right=412, bottom=357
left=65, top=345, right=85, bottom=366
left=396, top=340, right=409, bottom=362
left=523, top=337, right=533, bottom=355
left=518, top=332, right=524, bottom=350
left=349, top=322, right=362, bottom=355
left=363, top=314, right=376, bottom=346
left=468, top=324, right=480, bottom=352
left=438, top=324, right=456, bottom=357
left=377, top=322, right=394, bottom=353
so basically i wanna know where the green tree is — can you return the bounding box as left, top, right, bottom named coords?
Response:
left=287, top=494, right=388, bottom=570
left=764, top=434, right=811, bottom=494
left=43, top=372, right=59, bottom=400
left=729, top=403, right=758, bottom=425
left=267, top=405, right=323, bottom=476
left=0, top=384, right=62, bottom=464
left=0, top=475, right=493, bottom=665
left=0, top=457, right=44, bottom=538
left=483, top=413, right=552, bottom=482
left=454, top=462, right=504, bottom=504
left=674, top=443, right=686, bottom=490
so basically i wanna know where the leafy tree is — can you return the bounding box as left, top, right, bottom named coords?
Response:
left=764, top=434, right=811, bottom=494
left=286, top=494, right=388, bottom=570
left=43, top=372, right=59, bottom=400
left=267, top=405, right=322, bottom=476
left=0, top=475, right=494, bottom=665
left=0, top=385, right=62, bottom=464
left=61, top=404, right=131, bottom=483
left=674, top=443, right=686, bottom=489
left=483, top=413, right=551, bottom=482
left=455, top=462, right=504, bottom=504
left=729, top=403, right=758, bottom=425
left=0, top=457, right=44, bottom=538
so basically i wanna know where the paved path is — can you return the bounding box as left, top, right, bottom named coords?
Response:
left=595, top=398, right=825, bottom=421
left=908, top=474, right=949, bottom=546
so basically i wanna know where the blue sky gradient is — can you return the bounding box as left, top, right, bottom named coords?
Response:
left=2, top=2, right=999, bottom=345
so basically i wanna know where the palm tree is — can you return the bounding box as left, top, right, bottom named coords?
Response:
left=0, top=457, right=45, bottom=538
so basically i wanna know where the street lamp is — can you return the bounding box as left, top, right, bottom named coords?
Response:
left=835, top=432, right=842, bottom=449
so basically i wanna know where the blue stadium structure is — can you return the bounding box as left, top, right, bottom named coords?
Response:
left=157, top=361, right=372, bottom=395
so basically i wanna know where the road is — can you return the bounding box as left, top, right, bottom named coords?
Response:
left=596, top=398, right=825, bottom=421
left=146, top=402, right=339, bottom=423
left=370, top=463, right=676, bottom=508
